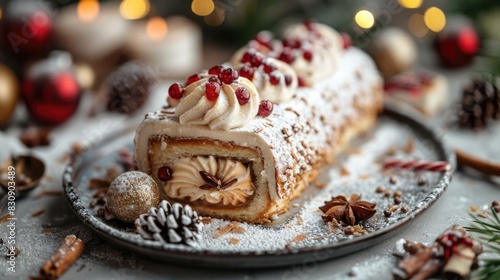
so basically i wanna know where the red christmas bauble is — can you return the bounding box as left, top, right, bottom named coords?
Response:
left=434, top=17, right=479, bottom=68
left=23, top=71, right=81, bottom=125
left=1, top=1, right=53, bottom=57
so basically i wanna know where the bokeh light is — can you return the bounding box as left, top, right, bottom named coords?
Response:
left=147, top=17, right=168, bottom=41
left=355, top=10, right=375, bottom=29
left=424, top=7, right=446, bottom=32
left=408, top=13, right=428, bottom=38
left=0, top=6, right=3, bottom=20
left=204, top=6, right=225, bottom=26
left=120, top=0, right=150, bottom=20
left=191, top=0, right=215, bottom=17
left=398, top=0, right=423, bottom=9
left=77, top=0, right=100, bottom=23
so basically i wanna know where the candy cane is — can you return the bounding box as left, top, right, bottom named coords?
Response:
left=383, top=158, right=451, bottom=173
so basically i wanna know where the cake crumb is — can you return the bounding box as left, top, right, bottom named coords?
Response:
left=214, top=221, right=245, bottom=238
left=294, top=233, right=307, bottom=242
left=315, top=182, right=327, bottom=189
left=403, top=138, right=415, bottom=154
left=359, top=174, right=370, bottom=180
left=346, top=146, right=361, bottom=155
left=229, top=238, right=240, bottom=245
left=328, top=220, right=342, bottom=234
left=386, top=147, right=397, bottom=156
left=340, top=166, right=351, bottom=177
left=200, top=217, right=212, bottom=224
left=469, top=206, right=478, bottom=212
left=297, top=216, right=304, bottom=226
left=478, top=211, right=489, bottom=218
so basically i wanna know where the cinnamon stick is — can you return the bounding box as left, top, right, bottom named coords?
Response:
left=456, top=149, right=500, bottom=176
left=412, top=259, right=443, bottom=280
left=397, top=246, right=437, bottom=277
left=38, top=234, right=84, bottom=279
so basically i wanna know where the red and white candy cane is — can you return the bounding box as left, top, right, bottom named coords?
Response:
left=383, top=158, right=451, bottom=173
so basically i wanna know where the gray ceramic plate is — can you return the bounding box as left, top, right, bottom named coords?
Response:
left=63, top=104, right=455, bottom=268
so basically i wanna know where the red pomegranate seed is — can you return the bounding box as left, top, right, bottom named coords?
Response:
left=186, top=74, right=200, bottom=86
left=304, top=19, right=317, bottom=31
left=282, top=38, right=302, bottom=49
left=269, top=71, right=281, bottom=85
left=303, top=50, right=313, bottom=62
left=250, top=52, right=264, bottom=67
left=278, top=48, right=295, bottom=64
left=239, top=65, right=255, bottom=80
left=298, top=76, right=306, bottom=87
left=341, top=32, right=352, bottom=49
left=263, top=63, right=276, bottom=74
left=284, top=74, right=292, bottom=86
left=254, top=30, right=273, bottom=49
left=241, top=49, right=256, bottom=64
left=205, top=82, right=221, bottom=101
left=168, top=82, right=184, bottom=99
left=208, top=76, right=221, bottom=84
left=158, top=166, right=172, bottom=181
left=218, top=67, right=239, bottom=84
left=258, top=100, right=273, bottom=117
left=208, top=65, right=224, bottom=75
left=235, top=87, right=250, bottom=105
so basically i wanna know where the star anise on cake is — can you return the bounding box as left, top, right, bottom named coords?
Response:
left=319, top=194, right=377, bottom=226
left=198, top=171, right=237, bottom=190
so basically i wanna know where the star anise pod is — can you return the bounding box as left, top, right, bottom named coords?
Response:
left=198, top=171, right=237, bottom=190
left=319, top=194, right=377, bottom=226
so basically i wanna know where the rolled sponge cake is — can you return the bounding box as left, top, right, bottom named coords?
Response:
left=134, top=45, right=383, bottom=223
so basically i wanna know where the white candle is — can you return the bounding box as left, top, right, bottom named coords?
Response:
left=125, top=16, right=202, bottom=78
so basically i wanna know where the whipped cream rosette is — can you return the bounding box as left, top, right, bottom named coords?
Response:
left=167, top=66, right=266, bottom=131
left=230, top=22, right=343, bottom=87
left=232, top=51, right=298, bottom=104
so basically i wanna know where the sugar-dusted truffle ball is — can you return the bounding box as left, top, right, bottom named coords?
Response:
left=106, top=171, right=160, bottom=223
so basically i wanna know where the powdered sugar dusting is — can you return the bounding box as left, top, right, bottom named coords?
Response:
left=64, top=113, right=452, bottom=259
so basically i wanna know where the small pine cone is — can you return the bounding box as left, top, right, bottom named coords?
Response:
left=135, top=200, right=202, bottom=246
left=106, top=61, right=155, bottom=114
left=458, top=78, right=500, bottom=130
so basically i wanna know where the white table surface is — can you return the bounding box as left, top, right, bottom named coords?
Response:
left=1, top=52, right=499, bottom=280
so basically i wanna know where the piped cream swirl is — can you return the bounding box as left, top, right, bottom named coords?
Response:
left=164, top=156, right=254, bottom=206
left=174, top=76, right=260, bottom=130
left=284, top=22, right=342, bottom=86
left=234, top=57, right=298, bottom=103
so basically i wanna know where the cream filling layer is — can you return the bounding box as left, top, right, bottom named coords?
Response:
left=164, top=156, right=254, bottom=206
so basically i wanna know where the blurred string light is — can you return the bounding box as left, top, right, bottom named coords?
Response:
left=355, top=10, right=375, bottom=29
left=398, top=0, right=423, bottom=9
left=77, top=0, right=100, bottom=23
left=0, top=5, right=2, bottom=20
left=120, top=0, right=150, bottom=20
left=204, top=6, right=225, bottom=26
left=191, top=0, right=215, bottom=17
left=408, top=13, right=428, bottom=37
left=424, top=7, right=446, bottom=32
left=147, top=17, right=168, bottom=41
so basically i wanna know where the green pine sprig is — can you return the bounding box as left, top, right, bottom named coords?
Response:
left=464, top=207, right=500, bottom=280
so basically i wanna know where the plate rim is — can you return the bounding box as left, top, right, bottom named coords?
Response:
left=62, top=103, right=456, bottom=267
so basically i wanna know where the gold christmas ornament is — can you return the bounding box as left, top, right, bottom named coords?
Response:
left=0, top=64, right=19, bottom=126
left=369, top=27, right=417, bottom=79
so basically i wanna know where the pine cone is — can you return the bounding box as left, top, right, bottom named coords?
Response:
left=458, top=78, right=500, bottom=130
left=135, top=200, right=203, bottom=246
left=106, top=61, right=155, bottom=114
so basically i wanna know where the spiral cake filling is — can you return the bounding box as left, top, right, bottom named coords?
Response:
left=164, top=156, right=254, bottom=206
